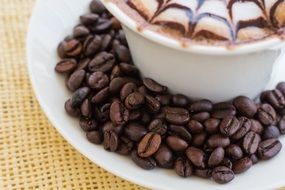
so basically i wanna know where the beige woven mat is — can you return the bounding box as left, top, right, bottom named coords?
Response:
left=0, top=1, right=146, bottom=189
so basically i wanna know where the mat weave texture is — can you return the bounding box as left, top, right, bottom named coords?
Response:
left=0, top=1, right=145, bottom=189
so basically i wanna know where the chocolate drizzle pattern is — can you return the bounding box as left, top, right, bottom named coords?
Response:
left=124, top=0, right=285, bottom=43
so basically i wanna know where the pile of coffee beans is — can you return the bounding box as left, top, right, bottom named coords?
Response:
left=55, top=0, right=284, bottom=184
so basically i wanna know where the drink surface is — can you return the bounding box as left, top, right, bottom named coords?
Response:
left=110, top=0, right=285, bottom=46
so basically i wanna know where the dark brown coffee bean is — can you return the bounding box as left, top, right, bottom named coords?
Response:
left=165, top=107, right=190, bottom=125
left=102, top=121, right=123, bottom=135
left=110, top=101, right=129, bottom=125
left=110, top=65, right=122, bottom=80
left=67, top=69, right=86, bottom=91
left=145, top=95, right=161, bottom=113
left=189, top=99, right=213, bottom=113
left=143, top=78, right=167, bottom=94
left=103, top=130, right=119, bottom=152
left=115, top=45, right=131, bottom=62
left=119, top=63, right=138, bottom=76
left=207, top=134, right=230, bottom=148
left=124, top=122, right=147, bottom=142
left=89, top=51, right=115, bottom=73
left=125, top=92, right=145, bottom=110
left=263, top=126, right=280, bottom=139
left=55, top=59, right=77, bottom=73
left=263, top=89, right=285, bottom=109
left=204, top=118, right=220, bottom=134
left=155, top=94, right=172, bottom=106
left=226, top=144, right=243, bottom=160
left=212, top=102, right=236, bottom=119
left=86, top=130, right=102, bottom=144
left=277, top=82, right=285, bottom=95
left=166, top=136, right=188, bottom=151
left=219, top=116, right=241, bottom=136
left=116, top=29, right=128, bottom=46
left=90, top=0, right=106, bottom=14
left=233, top=96, right=257, bottom=118
left=77, top=58, right=90, bottom=70
left=58, top=38, right=82, bottom=58
left=94, top=103, right=111, bottom=123
left=131, top=151, right=156, bottom=170
left=80, top=99, right=91, bottom=117
left=258, top=138, right=282, bottom=160
left=65, top=99, right=80, bottom=117
left=250, top=154, right=259, bottom=164
left=232, top=157, right=252, bottom=174
left=79, top=117, right=98, bottom=132
left=193, top=112, right=211, bottom=123
left=73, top=25, right=90, bottom=39
left=195, top=169, right=212, bottom=178
left=70, top=87, right=90, bottom=108
left=80, top=13, right=99, bottom=25
left=169, top=125, right=192, bottom=143
left=138, top=133, right=161, bottom=157
left=87, top=72, right=109, bottom=90
left=171, top=94, right=189, bottom=107
left=278, top=115, right=285, bottom=134
left=186, top=147, right=206, bottom=168
left=257, top=103, right=276, bottom=126
left=154, top=145, right=174, bottom=168
left=91, top=87, right=109, bottom=104
left=128, top=110, right=142, bottom=121
left=137, top=86, right=148, bottom=95
left=141, top=111, right=151, bottom=125
left=116, top=136, right=133, bottom=155
left=109, top=77, right=135, bottom=93
left=192, top=133, right=207, bottom=147
left=250, top=119, right=264, bottom=135
left=243, top=132, right=261, bottom=154
left=187, top=120, right=204, bottom=134
left=100, top=34, right=113, bottom=51
left=212, top=166, right=234, bottom=184
left=111, top=17, right=122, bottom=29
left=83, top=35, right=102, bottom=56
left=232, top=117, right=251, bottom=140
left=148, top=119, right=167, bottom=136
left=221, top=158, right=233, bottom=169
left=92, top=18, right=112, bottom=33
left=174, top=157, right=193, bottom=177
left=208, top=147, right=225, bottom=167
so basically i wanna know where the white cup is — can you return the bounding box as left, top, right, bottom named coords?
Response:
left=103, top=1, right=285, bottom=102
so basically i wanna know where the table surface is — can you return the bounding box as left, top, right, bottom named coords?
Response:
left=0, top=0, right=146, bottom=189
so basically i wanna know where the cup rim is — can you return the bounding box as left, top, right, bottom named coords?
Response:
left=103, top=1, right=285, bottom=55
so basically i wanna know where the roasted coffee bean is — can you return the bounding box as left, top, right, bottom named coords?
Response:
left=233, top=96, right=257, bottom=118
left=83, top=35, right=102, bottom=56
left=278, top=115, right=285, bottom=134
left=186, top=147, right=206, bottom=168
left=80, top=99, right=91, bottom=117
left=58, top=38, right=82, bottom=58
left=220, top=116, right=241, bottom=137
left=165, top=107, right=190, bottom=125
left=250, top=154, right=259, bottom=164
left=250, top=119, right=264, bottom=135
left=221, top=158, right=233, bottom=169
left=154, top=145, right=174, bottom=168
left=212, top=166, right=234, bottom=184
left=119, top=63, right=138, bottom=76
left=92, top=18, right=112, bottom=33
left=257, top=103, right=276, bottom=126
left=77, top=58, right=90, bottom=70
left=212, top=102, right=236, bottom=119
left=110, top=101, right=129, bottom=125
left=86, top=130, right=102, bottom=144
left=171, top=94, right=189, bottom=107
left=94, top=103, right=111, bottom=123
left=204, top=118, right=220, bottom=134
left=243, top=132, right=261, bottom=154
left=232, top=157, right=252, bottom=174
left=80, top=13, right=99, bottom=25
left=232, top=117, right=251, bottom=140
left=208, top=147, right=225, bottom=167
left=195, top=169, right=212, bottom=178
left=155, top=94, right=172, bottom=106
left=207, top=134, right=230, bottom=148
left=87, top=71, right=109, bottom=90
left=116, top=136, right=133, bottom=155
left=145, top=95, right=161, bottom=113
left=109, top=77, right=135, bottom=93
left=137, top=86, right=148, bottom=95
left=263, top=125, right=280, bottom=139
left=79, top=117, right=98, bottom=132
left=65, top=99, right=80, bottom=117
left=111, top=17, right=121, bottom=29
left=125, top=92, right=145, bottom=110
left=110, top=65, right=122, bottom=80
left=189, top=99, right=213, bottom=113
left=124, top=122, right=147, bottom=142
left=90, top=0, right=106, bottom=14
left=143, top=78, right=167, bottom=94
left=138, top=133, right=161, bottom=157
left=89, top=51, right=115, bottom=73
left=277, top=82, right=285, bottom=95
left=100, top=34, right=113, bottom=51
left=166, top=136, right=188, bottom=151
left=262, top=89, right=285, bottom=109
left=192, top=112, right=210, bottom=123
left=258, top=138, right=282, bottom=160
left=116, top=29, right=128, bottom=46
left=103, top=130, right=119, bottom=152
left=191, top=133, right=207, bottom=147
left=187, top=120, right=204, bottom=134
left=148, top=119, right=167, bottom=136
left=74, top=25, right=90, bottom=39
left=129, top=110, right=142, bottom=121
left=174, top=157, right=193, bottom=177
left=70, top=87, right=90, bottom=108
left=102, top=121, right=123, bottom=135
left=169, top=125, right=192, bottom=143
left=114, top=45, right=131, bottom=62
left=226, top=144, right=243, bottom=160
left=131, top=151, right=156, bottom=170
left=141, top=111, right=151, bottom=125
left=91, top=87, right=109, bottom=104
left=55, top=59, right=77, bottom=73
left=67, top=69, right=86, bottom=91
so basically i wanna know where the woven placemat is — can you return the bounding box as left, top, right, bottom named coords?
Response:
left=0, top=1, right=146, bottom=189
